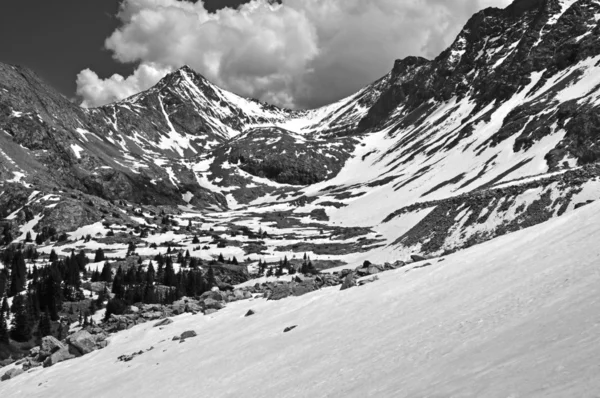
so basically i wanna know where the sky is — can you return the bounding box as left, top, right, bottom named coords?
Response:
left=1, top=0, right=512, bottom=109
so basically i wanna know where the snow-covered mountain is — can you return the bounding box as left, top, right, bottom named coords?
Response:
left=2, top=0, right=600, bottom=256
left=3, top=0, right=600, bottom=393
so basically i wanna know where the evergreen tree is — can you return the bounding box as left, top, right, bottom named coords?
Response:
left=218, top=253, right=225, bottom=263
left=1, top=296, right=8, bottom=316
left=164, top=257, right=176, bottom=286
left=207, top=266, right=217, bottom=289
left=94, top=248, right=105, bottom=262
left=37, top=309, right=52, bottom=338
left=192, top=235, right=200, bottom=244
left=112, top=267, right=125, bottom=299
left=25, top=231, right=32, bottom=243
left=0, top=310, right=8, bottom=344
left=146, top=262, right=156, bottom=284
left=9, top=251, right=27, bottom=296
left=0, top=271, right=6, bottom=298
left=231, top=256, right=239, bottom=265
left=49, top=249, right=58, bottom=262
left=100, top=262, right=112, bottom=283
left=10, top=295, right=32, bottom=342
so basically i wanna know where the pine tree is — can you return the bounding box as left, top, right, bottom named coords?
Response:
left=10, top=295, right=32, bottom=342
left=100, top=262, right=112, bottom=283
left=0, top=310, right=8, bottom=344
left=9, top=251, right=27, bottom=296
left=207, top=266, right=217, bottom=289
left=218, top=253, right=225, bottom=263
left=1, top=296, right=8, bottom=316
left=0, top=271, right=6, bottom=298
left=192, top=235, right=200, bottom=244
left=94, top=248, right=105, bottom=262
left=25, top=231, right=32, bottom=243
left=49, top=249, right=58, bottom=262
left=38, top=309, right=52, bottom=338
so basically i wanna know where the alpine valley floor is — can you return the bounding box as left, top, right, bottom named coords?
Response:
left=1, top=200, right=599, bottom=398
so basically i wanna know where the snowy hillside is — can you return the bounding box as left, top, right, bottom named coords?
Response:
left=2, top=199, right=600, bottom=397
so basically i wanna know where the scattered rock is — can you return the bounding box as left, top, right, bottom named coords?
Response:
left=245, top=309, right=255, bottom=317
left=180, top=330, right=197, bottom=340
left=154, top=318, right=173, bottom=327
left=283, top=325, right=298, bottom=333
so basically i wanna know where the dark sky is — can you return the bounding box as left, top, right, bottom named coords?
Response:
left=0, top=0, right=249, bottom=99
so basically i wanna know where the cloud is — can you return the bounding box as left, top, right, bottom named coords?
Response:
left=76, top=0, right=512, bottom=109
left=76, top=63, right=172, bottom=107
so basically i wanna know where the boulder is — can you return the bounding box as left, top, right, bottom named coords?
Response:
left=185, top=302, right=202, bottom=314
left=171, top=300, right=186, bottom=315
left=245, top=309, right=255, bottom=317
left=141, top=311, right=163, bottom=320
left=340, top=272, right=356, bottom=291
left=39, top=336, right=66, bottom=360
left=202, top=298, right=224, bottom=310
left=366, top=265, right=383, bottom=275
left=243, top=291, right=253, bottom=299
left=180, top=330, right=197, bottom=340
left=29, top=346, right=40, bottom=358
left=1, top=368, right=24, bottom=381
left=43, top=347, right=75, bottom=368
left=269, top=284, right=293, bottom=301
left=67, top=330, right=97, bottom=355
left=200, top=290, right=224, bottom=302
left=22, top=358, right=41, bottom=371
left=233, top=290, right=245, bottom=300
left=204, top=308, right=218, bottom=315
left=410, top=254, right=429, bottom=262
left=292, top=281, right=317, bottom=297
left=283, top=325, right=297, bottom=333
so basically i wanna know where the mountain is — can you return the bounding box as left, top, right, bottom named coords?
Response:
left=1, top=0, right=600, bottom=252
left=2, top=0, right=600, bottom=391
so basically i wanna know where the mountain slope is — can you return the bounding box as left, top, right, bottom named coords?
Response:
left=2, top=0, right=600, bottom=269
left=2, top=199, right=600, bottom=397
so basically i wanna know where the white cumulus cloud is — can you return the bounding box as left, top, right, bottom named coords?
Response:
left=76, top=0, right=512, bottom=109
